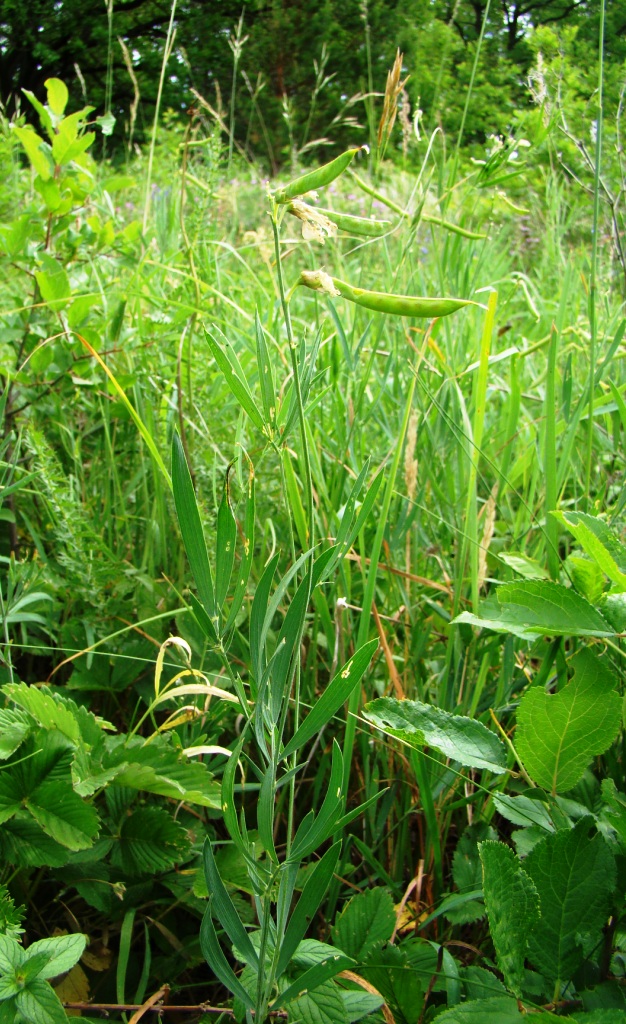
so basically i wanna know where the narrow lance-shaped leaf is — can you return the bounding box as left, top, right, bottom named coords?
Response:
left=271, top=951, right=356, bottom=1010
left=215, top=471, right=237, bottom=613
left=276, top=842, right=341, bottom=978
left=288, top=741, right=344, bottom=861
left=203, top=838, right=259, bottom=968
left=224, top=455, right=256, bottom=634
left=281, top=639, right=379, bottom=759
left=200, top=907, right=254, bottom=1010
left=255, top=311, right=276, bottom=434
left=249, top=553, right=279, bottom=685
left=171, top=432, right=217, bottom=637
left=205, top=328, right=265, bottom=433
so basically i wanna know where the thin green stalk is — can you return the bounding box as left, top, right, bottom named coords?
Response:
left=447, top=0, right=492, bottom=203
left=227, top=13, right=247, bottom=176
left=585, top=0, right=605, bottom=505
left=460, top=291, right=497, bottom=616
left=103, top=0, right=114, bottom=159
left=270, top=203, right=314, bottom=855
left=545, top=325, right=559, bottom=579
left=142, top=0, right=178, bottom=233
left=342, top=342, right=424, bottom=795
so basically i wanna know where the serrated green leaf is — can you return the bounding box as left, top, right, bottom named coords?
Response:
left=602, top=593, right=626, bottom=632
left=340, top=989, right=384, bottom=1023
left=363, top=698, right=506, bottom=773
left=110, top=807, right=189, bottom=875
left=331, top=888, right=395, bottom=962
left=0, top=976, right=19, bottom=1000
left=3, top=685, right=79, bottom=743
left=0, top=934, right=24, bottom=973
left=26, top=934, right=86, bottom=980
left=516, top=648, right=621, bottom=794
left=447, top=822, right=494, bottom=924
left=524, top=818, right=616, bottom=987
left=553, top=511, right=626, bottom=590
left=461, top=965, right=507, bottom=1001
left=454, top=580, right=615, bottom=639
left=26, top=781, right=99, bottom=850
left=359, top=943, right=424, bottom=1024
left=0, top=815, right=69, bottom=868
left=0, top=710, right=32, bottom=760
left=479, top=842, right=540, bottom=997
left=283, top=979, right=349, bottom=1024
left=433, top=996, right=532, bottom=1022
left=106, top=737, right=221, bottom=809
left=282, top=639, right=378, bottom=759
left=16, top=979, right=67, bottom=1024
left=566, top=556, right=605, bottom=605
left=499, top=553, right=550, bottom=579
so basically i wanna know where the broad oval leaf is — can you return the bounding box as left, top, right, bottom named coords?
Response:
left=516, top=648, right=621, bottom=794
left=27, top=934, right=87, bottom=980
left=363, top=698, right=507, bottom=774
left=524, top=818, right=616, bottom=986
left=454, top=579, right=615, bottom=639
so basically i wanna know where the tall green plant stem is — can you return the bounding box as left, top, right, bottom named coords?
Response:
left=545, top=325, right=559, bottom=579
left=446, top=0, right=492, bottom=205
left=270, top=203, right=314, bottom=852
left=459, top=291, right=497, bottom=616
left=142, top=0, right=178, bottom=233
left=585, top=0, right=605, bottom=505
left=227, top=14, right=247, bottom=176
left=342, top=339, right=423, bottom=795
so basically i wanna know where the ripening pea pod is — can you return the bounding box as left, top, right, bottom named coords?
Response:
left=298, top=269, right=477, bottom=319
left=272, top=146, right=364, bottom=203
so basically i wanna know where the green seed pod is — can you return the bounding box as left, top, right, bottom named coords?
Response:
left=313, top=206, right=393, bottom=237
left=329, top=276, right=475, bottom=318
left=273, top=148, right=363, bottom=204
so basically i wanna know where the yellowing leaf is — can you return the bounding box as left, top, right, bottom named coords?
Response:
left=54, top=963, right=89, bottom=1015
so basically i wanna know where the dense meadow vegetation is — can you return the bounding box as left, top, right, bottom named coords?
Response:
left=2, top=4, right=626, bottom=1022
